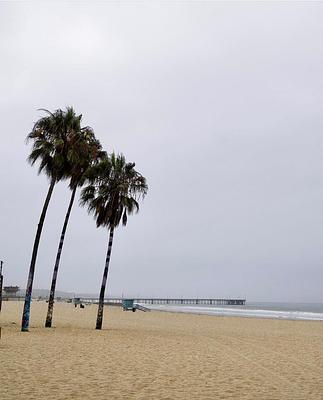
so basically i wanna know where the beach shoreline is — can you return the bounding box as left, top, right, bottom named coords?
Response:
left=145, top=304, right=323, bottom=322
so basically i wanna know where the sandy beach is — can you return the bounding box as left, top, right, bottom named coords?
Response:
left=1, top=301, right=322, bottom=400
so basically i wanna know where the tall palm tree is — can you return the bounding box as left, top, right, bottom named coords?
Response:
left=45, top=128, right=105, bottom=328
left=80, top=153, right=148, bottom=330
left=22, top=107, right=82, bottom=332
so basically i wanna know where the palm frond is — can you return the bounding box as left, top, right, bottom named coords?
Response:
left=80, top=153, right=148, bottom=230
left=26, top=106, right=102, bottom=187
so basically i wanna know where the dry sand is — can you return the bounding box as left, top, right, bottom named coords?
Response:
left=0, top=301, right=322, bottom=400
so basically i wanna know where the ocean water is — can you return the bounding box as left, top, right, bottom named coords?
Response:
left=144, top=302, right=323, bottom=321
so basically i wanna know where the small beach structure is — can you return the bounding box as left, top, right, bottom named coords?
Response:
left=73, top=297, right=85, bottom=308
left=3, top=286, right=19, bottom=297
left=122, top=299, right=150, bottom=312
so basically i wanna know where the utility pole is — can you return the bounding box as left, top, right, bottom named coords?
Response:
left=0, top=260, right=3, bottom=312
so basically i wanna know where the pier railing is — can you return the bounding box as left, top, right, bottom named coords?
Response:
left=76, top=298, right=246, bottom=306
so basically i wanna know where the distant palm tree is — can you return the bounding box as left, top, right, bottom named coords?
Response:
left=80, top=153, right=148, bottom=330
left=22, top=107, right=83, bottom=332
left=45, top=126, right=106, bottom=328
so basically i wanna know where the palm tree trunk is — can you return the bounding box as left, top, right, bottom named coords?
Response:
left=96, top=227, right=115, bottom=330
left=45, top=185, right=77, bottom=328
left=21, top=178, right=55, bottom=332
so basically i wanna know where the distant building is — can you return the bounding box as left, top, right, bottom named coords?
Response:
left=3, top=286, right=20, bottom=296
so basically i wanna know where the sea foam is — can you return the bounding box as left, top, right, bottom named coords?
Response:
left=144, top=304, right=323, bottom=321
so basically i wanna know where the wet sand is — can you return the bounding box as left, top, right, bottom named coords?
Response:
left=1, top=301, right=322, bottom=399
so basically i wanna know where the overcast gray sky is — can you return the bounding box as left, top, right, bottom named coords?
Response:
left=1, top=2, right=323, bottom=302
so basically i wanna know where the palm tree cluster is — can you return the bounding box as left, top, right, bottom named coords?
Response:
left=21, top=107, right=148, bottom=332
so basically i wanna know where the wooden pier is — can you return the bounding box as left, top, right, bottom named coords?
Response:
left=136, top=298, right=246, bottom=306
left=78, top=297, right=246, bottom=306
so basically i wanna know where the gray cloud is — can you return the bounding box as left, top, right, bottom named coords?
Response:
left=1, top=2, right=323, bottom=302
